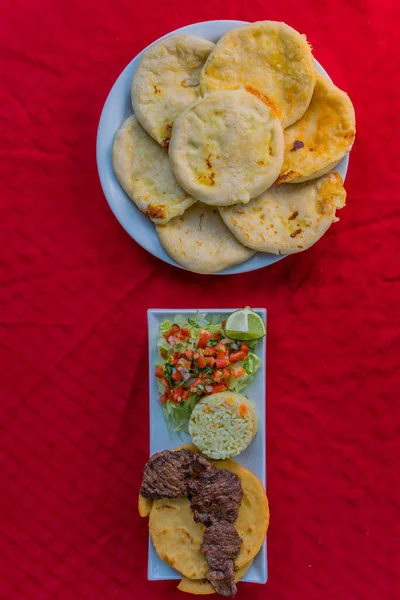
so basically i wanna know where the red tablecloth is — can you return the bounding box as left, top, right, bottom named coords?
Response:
left=1, top=1, right=400, bottom=599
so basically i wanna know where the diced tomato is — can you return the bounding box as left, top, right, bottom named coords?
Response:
left=169, top=351, right=180, bottom=365
left=161, top=377, right=170, bottom=392
left=171, top=386, right=184, bottom=402
left=197, top=355, right=207, bottom=369
left=211, top=383, right=227, bottom=393
left=185, top=349, right=194, bottom=360
left=190, top=378, right=203, bottom=392
left=155, top=365, right=164, bottom=378
left=206, top=356, right=216, bottom=367
left=217, top=350, right=229, bottom=358
left=222, top=368, right=231, bottom=379
left=160, top=349, right=167, bottom=359
left=203, top=347, right=216, bottom=356
left=215, top=343, right=227, bottom=353
left=240, top=342, right=249, bottom=356
left=216, top=358, right=229, bottom=369
left=163, top=325, right=179, bottom=342
left=197, top=330, right=211, bottom=348
left=229, top=351, right=245, bottom=363
left=213, top=370, right=223, bottom=382
left=175, top=327, right=190, bottom=341
left=221, top=320, right=226, bottom=329
left=182, top=390, right=190, bottom=400
left=171, top=369, right=183, bottom=382
left=231, top=367, right=246, bottom=379
left=160, top=394, right=168, bottom=404
left=211, top=331, right=222, bottom=340
left=179, top=359, right=191, bottom=369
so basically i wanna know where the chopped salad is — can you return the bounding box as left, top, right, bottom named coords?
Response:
left=155, top=312, right=261, bottom=433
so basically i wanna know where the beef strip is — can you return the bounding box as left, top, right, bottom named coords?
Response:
left=140, top=449, right=211, bottom=499
left=188, top=469, right=243, bottom=525
left=202, top=522, right=242, bottom=597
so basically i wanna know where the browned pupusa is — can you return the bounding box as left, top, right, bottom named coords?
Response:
left=219, top=172, right=346, bottom=255
left=131, top=35, right=214, bottom=146
left=277, top=72, right=356, bottom=183
left=200, top=21, right=316, bottom=128
left=112, top=115, right=196, bottom=224
left=169, top=89, right=284, bottom=206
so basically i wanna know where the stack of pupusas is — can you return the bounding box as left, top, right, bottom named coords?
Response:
left=139, top=444, right=269, bottom=597
left=113, top=21, right=355, bottom=273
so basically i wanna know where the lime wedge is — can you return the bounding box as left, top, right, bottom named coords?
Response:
left=225, top=307, right=266, bottom=341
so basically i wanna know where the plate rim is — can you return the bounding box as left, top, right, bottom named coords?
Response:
left=96, top=19, right=350, bottom=275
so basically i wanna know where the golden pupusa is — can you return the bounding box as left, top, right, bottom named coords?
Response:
left=156, top=203, right=254, bottom=273
left=131, top=35, right=214, bottom=147
left=277, top=72, right=356, bottom=184
left=200, top=20, right=316, bottom=128
left=112, top=116, right=196, bottom=224
left=169, top=88, right=284, bottom=206
left=219, top=172, right=346, bottom=255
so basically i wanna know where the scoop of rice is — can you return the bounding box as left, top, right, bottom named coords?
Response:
left=189, top=391, right=258, bottom=459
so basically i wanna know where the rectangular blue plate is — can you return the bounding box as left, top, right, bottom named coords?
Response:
left=147, top=308, right=267, bottom=584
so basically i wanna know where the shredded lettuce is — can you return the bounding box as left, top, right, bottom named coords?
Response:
left=157, top=338, right=172, bottom=359
left=246, top=340, right=258, bottom=354
left=238, top=352, right=261, bottom=391
left=162, top=394, right=199, bottom=434
left=156, top=378, right=165, bottom=394
left=159, top=320, right=172, bottom=334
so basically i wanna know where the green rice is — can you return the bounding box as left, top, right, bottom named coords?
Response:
left=189, top=391, right=258, bottom=459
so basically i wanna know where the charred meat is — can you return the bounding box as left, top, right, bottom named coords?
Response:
left=188, top=469, right=243, bottom=525
left=202, top=522, right=242, bottom=597
left=140, top=449, right=211, bottom=498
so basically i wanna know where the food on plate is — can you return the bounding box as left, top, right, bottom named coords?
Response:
left=277, top=73, right=356, bottom=183
left=189, top=465, right=243, bottom=523
left=140, top=448, right=211, bottom=498
left=189, top=392, right=258, bottom=459
left=200, top=21, right=316, bottom=128
left=177, top=560, right=253, bottom=595
left=149, top=495, right=208, bottom=579
left=156, top=203, right=254, bottom=273
left=224, top=306, right=266, bottom=341
left=219, top=172, right=346, bottom=255
left=131, top=35, right=214, bottom=147
left=145, top=447, right=242, bottom=591
left=169, top=89, right=284, bottom=206
left=138, top=494, right=152, bottom=517
left=201, top=521, right=242, bottom=596
left=154, top=311, right=261, bottom=432
left=109, top=20, right=355, bottom=271
left=140, top=444, right=269, bottom=596
left=112, top=115, right=196, bottom=223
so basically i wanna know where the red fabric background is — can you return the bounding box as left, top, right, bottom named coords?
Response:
left=1, top=1, right=399, bottom=599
